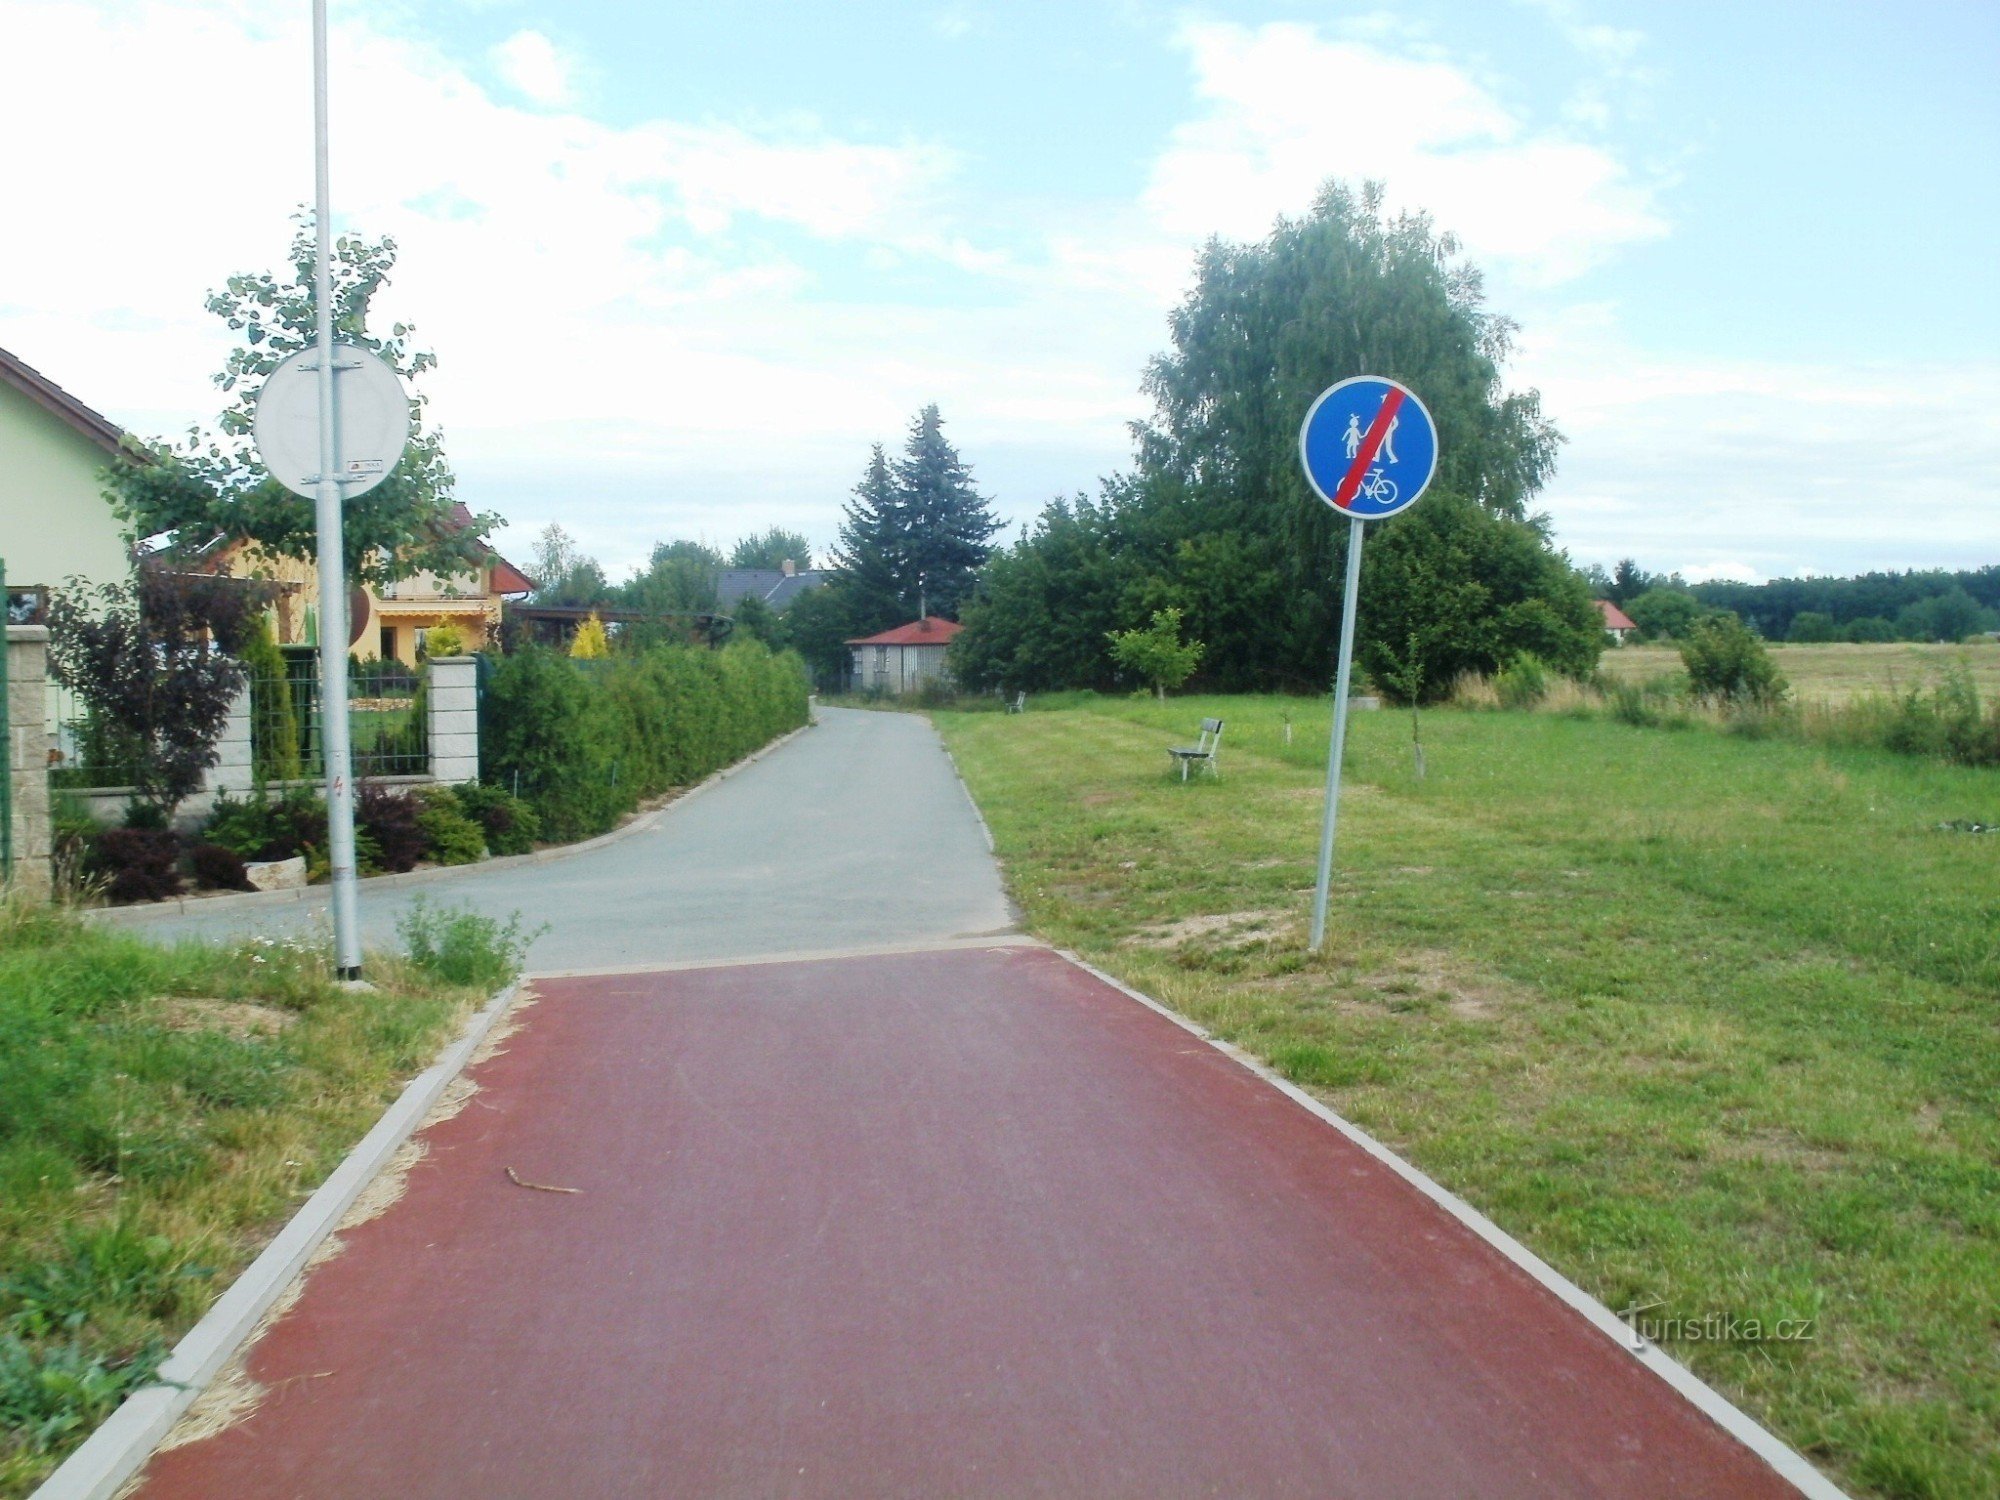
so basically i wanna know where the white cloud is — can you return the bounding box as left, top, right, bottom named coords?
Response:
left=0, top=0, right=1046, bottom=574
left=490, top=28, right=576, bottom=109
left=2, top=0, right=1984, bottom=587
left=1515, top=309, right=2000, bottom=577
left=930, top=6, right=977, bottom=41
left=1145, top=20, right=1669, bottom=285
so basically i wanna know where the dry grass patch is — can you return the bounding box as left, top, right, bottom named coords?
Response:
left=153, top=998, right=296, bottom=1039
left=1126, top=909, right=1292, bottom=949
left=1358, top=948, right=1523, bottom=1019
left=1708, top=1128, right=1850, bottom=1176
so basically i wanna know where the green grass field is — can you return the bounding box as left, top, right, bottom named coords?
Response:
left=1600, top=639, right=2000, bottom=705
left=0, top=902, right=524, bottom=1495
left=936, top=694, right=1999, bottom=1500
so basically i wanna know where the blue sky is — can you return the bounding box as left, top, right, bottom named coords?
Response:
left=2, top=0, right=1994, bottom=583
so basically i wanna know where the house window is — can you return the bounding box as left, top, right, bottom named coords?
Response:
left=5, top=585, right=48, bottom=626
left=380, top=625, right=397, bottom=661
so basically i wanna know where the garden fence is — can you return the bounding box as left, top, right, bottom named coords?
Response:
left=51, top=653, right=430, bottom=792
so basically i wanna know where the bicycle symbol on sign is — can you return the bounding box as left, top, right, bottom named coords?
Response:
left=1351, top=468, right=1398, bottom=506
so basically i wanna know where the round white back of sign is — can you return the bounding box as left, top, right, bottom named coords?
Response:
left=253, top=343, right=411, bottom=501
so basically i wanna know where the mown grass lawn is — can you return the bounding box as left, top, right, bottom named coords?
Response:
left=0, top=902, right=522, bottom=1496
left=937, top=694, right=1999, bottom=1500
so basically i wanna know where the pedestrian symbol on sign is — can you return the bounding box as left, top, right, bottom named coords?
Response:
left=1341, top=404, right=1401, bottom=467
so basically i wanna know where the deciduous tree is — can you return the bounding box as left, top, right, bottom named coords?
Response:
left=730, top=528, right=815, bottom=572
left=954, top=181, right=1598, bottom=693
left=1625, top=586, right=1704, bottom=641
left=107, top=221, right=497, bottom=589
left=1107, top=608, right=1204, bottom=700
left=47, top=564, right=272, bottom=816
left=528, top=523, right=611, bottom=607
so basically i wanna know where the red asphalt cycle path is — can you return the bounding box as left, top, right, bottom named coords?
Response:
left=135, top=944, right=1805, bottom=1498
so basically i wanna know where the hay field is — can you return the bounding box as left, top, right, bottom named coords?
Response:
left=1599, top=639, right=2000, bottom=704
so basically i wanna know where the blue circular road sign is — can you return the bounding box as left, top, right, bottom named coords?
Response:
left=1299, top=376, right=1438, bottom=521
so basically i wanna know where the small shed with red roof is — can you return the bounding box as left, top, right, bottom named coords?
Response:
left=1595, top=599, right=1637, bottom=644
left=848, top=616, right=962, bottom=695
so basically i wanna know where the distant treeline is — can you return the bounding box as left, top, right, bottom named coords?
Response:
left=1600, top=562, right=2000, bottom=644
left=1690, top=566, right=2000, bottom=643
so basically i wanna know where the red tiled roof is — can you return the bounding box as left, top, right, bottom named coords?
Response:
left=847, top=617, right=963, bottom=646
left=1595, top=600, right=1637, bottom=631
left=442, top=502, right=534, bottom=595
left=489, top=556, right=535, bottom=595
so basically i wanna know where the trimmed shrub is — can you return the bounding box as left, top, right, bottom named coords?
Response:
left=268, top=789, right=330, bottom=865
left=88, top=829, right=182, bottom=904
left=454, top=781, right=541, bottom=856
left=480, top=640, right=808, bottom=843
left=569, top=613, right=611, bottom=659
left=412, top=787, right=488, bottom=866
left=200, top=792, right=279, bottom=861
left=199, top=789, right=326, bottom=863
left=356, top=783, right=426, bottom=873
left=243, top=615, right=302, bottom=785
left=188, top=843, right=251, bottom=891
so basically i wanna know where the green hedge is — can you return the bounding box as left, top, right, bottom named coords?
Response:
left=478, top=641, right=810, bottom=841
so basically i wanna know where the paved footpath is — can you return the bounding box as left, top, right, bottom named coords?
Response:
left=97, top=708, right=1014, bottom=971
left=123, top=709, right=1819, bottom=1498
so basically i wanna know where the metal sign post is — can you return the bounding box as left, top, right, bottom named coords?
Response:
left=310, top=0, right=363, bottom=980
left=1298, top=376, right=1440, bottom=951
left=249, top=6, right=410, bottom=980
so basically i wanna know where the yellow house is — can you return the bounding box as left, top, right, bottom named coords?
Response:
left=1, top=347, right=131, bottom=613
left=217, top=506, right=534, bottom=664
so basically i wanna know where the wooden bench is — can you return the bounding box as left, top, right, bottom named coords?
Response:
left=1168, top=718, right=1224, bottom=780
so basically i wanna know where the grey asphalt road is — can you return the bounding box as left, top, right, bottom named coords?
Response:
left=93, top=707, right=1015, bottom=972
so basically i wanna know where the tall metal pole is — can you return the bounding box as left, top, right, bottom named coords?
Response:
left=312, top=0, right=363, bottom=979
left=1309, top=516, right=1366, bottom=951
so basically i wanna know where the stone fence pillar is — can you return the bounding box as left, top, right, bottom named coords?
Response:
left=6, top=626, right=52, bottom=902
left=426, top=656, right=479, bottom=785
left=199, top=682, right=255, bottom=803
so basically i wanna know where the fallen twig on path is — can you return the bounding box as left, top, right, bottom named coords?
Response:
left=506, top=1166, right=583, bottom=1194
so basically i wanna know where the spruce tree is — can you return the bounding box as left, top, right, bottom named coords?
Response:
left=832, top=407, right=1002, bottom=628
left=833, top=443, right=908, bottom=629
left=889, top=404, right=1001, bottom=620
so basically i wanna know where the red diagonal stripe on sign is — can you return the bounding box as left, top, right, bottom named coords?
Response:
left=1332, top=387, right=1407, bottom=509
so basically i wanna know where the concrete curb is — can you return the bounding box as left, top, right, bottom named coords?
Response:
left=84, top=719, right=817, bottom=929
left=929, top=716, right=998, bottom=856
left=31, top=981, right=524, bottom=1500
left=1054, top=949, right=1849, bottom=1500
